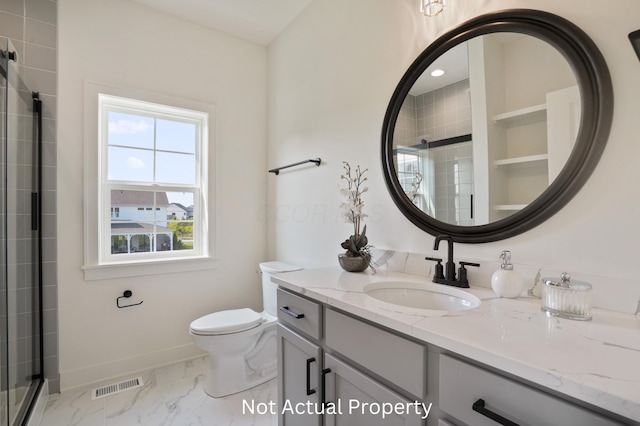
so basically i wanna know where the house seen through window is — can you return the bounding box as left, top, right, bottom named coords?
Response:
left=99, top=94, right=208, bottom=262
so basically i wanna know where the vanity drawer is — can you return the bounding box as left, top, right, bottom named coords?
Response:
left=277, top=288, right=322, bottom=340
left=325, top=308, right=426, bottom=398
left=439, top=354, right=620, bottom=426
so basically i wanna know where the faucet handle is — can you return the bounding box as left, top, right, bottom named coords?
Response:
left=458, top=262, right=480, bottom=287
left=425, top=257, right=444, bottom=279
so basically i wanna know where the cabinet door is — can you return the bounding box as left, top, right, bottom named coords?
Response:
left=324, top=354, right=425, bottom=426
left=439, top=354, right=621, bottom=426
left=277, top=324, right=322, bottom=426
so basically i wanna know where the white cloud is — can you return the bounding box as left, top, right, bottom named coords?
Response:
left=109, top=119, right=151, bottom=135
left=127, top=156, right=145, bottom=169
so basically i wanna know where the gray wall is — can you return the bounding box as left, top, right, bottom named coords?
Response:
left=0, top=0, right=59, bottom=393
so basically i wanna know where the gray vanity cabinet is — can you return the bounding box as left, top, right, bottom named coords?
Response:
left=438, top=354, right=622, bottom=426
left=323, top=353, right=424, bottom=426
left=324, top=308, right=426, bottom=399
left=276, top=286, right=634, bottom=425
left=277, top=287, right=325, bottom=426
left=277, top=288, right=428, bottom=425
left=277, top=324, right=322, bottom=426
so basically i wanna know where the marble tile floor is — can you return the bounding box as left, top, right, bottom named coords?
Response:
left=40, top=356, right=278, bottom=426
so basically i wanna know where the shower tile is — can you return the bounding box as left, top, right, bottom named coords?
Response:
left=444, top=122, right=457, bottom=138
left=41, top=165, right=56, bottom=191
left=41, top=117, right=56, bottom=143
left=457, top=118, right=472, bottom=135
left=43, top=332, right=57, bottom=358
left=25, top=0, right=56, bottom=25
left=41, top=140, right=56, bottom=167
left=2, top=0, right=24, bottom=17
left=24, top=43, right=56, bottom=72
left=41, top=261, right=56, bottom=282
left=43, top=356, right=58, bottom=381
left=41, top=191, right=56, bottom=214
left=38, top=93, right=57, bottom=120
left=42, top=308, right=57, bottom=334
left=41, top=214, right=57, bottom=239
left=24, top=67, right=57, bottom=96
left=24, top=17, right=56, bottom=49
left=41, top=237, right=56, bottom=263
left=0, top=11, right=24, bottom=41
left=42, top=284, right=56, bottom=311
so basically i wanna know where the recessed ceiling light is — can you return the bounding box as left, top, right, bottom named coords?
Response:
left=431, top=69, right=445, bottom=77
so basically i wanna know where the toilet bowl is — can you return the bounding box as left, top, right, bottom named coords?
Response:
left=189, top=261, right=301, bottom=397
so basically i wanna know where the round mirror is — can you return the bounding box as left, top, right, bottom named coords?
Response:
left=381, top=9, right=613, bottom=243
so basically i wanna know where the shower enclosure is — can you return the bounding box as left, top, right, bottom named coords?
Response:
left=0, top=40, right=44, bottom=425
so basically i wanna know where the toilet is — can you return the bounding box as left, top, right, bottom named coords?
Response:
left=189, top=261, right=301, bottom=397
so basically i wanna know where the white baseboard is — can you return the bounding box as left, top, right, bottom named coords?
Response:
left=60, top=343, right=204, bottom=391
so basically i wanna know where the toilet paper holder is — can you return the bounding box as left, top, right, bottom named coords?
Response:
left=117, top=290, right=144, bottom=309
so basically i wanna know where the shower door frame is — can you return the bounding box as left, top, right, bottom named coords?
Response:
left=1, top=42, right=45, bottom=426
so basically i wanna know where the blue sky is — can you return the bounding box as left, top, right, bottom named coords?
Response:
left=108, top=111, right=198, bottom=206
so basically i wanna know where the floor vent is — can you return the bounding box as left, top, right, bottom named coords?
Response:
left=91, top=377, right=143, bottom=400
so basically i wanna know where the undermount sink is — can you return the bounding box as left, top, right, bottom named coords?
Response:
left=363, top=281, right=481, bottom=313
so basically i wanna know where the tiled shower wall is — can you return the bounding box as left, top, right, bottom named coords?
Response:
left=0, top=0, right=59, bottom=393
left=396, top=80, right=474, bottom=225
left=415, top=79, right=471, bottom=142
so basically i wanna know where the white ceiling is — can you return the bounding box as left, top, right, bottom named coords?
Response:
left=409, top=42, right=469, bottom=96
left=131, top=0, right=313, bottom=45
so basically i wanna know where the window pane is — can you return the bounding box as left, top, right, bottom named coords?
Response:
left=156, top=233, right=173, bottom=251
left=166, top=192, right=194, bottom=251
left=108, top=146, right=154, bottom=182
left=108, top=112, right=154, bottom=149
left=156, top=152, right=196, bottom=184
left=166, top=192, right=194, bottom=220
left=156, top=119, right=196, bottom=154
left=111, top=235, right=128, bottom=254
left=131, top=233, right=152, bottom=253
left=110, top=190, right=191, bottom=253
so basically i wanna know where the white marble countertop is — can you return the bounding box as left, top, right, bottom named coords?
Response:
left=272, top=267, right=640, bottom=423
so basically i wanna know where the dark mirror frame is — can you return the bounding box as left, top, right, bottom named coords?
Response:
left=381, top=9, right=613, bottom=243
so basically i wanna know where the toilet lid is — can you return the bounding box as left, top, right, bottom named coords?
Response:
left=259, top=261, right=301, bottom=274
left=190, top=308, right=263, bottom=335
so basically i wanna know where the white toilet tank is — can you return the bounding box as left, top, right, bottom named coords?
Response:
left=259, top=262, right=301, bottom=316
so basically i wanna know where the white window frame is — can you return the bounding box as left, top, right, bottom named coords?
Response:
left=83, top=82, right=217, bottom=280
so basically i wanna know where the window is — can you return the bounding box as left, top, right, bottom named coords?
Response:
left=83, top=83, right=216, bottom=280
left=98, top=93, right=209, bottom=264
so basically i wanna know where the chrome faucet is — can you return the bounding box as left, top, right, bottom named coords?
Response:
left=425, top=234, right=479, bottom=288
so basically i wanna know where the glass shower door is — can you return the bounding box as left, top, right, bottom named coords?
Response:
left=2, top=39, right=42, bottom=426
left=0, top=46, right=7, bottom=426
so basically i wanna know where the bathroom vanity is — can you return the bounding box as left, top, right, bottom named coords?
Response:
left=274, top=268, right=640, bottom=426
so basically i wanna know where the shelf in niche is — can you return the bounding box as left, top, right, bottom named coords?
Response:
left=493, top=154, right=549, bottom=167
left=492, top=104, right=547, bottom=127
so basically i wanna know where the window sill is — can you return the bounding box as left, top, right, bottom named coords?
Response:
left=82, top=256, right=218, bottom=281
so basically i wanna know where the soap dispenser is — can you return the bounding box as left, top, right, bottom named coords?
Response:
left=491, top=251, right=524, bottom=298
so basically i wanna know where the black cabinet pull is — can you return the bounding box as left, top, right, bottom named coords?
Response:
left=321, top=368, right=332, bottom=408
left=306, top=358, right=316, bottom=395
left=279, top=306, right=305, bottom=319
left=472, top=399, right=520, bottom=426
